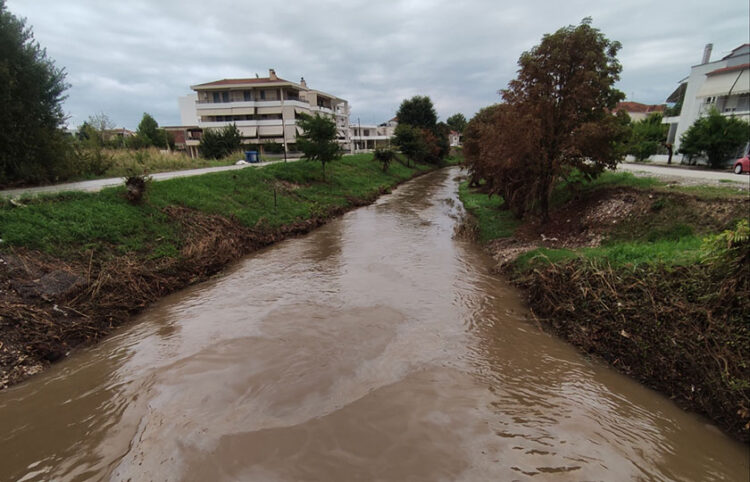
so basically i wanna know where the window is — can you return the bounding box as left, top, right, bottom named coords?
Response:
left=213, top=92, right=220, bottom=103
left=222, top=91, right=229, bottom=103
left=260, top=90, right=266, bottom=100
left=244, top=90, right=252, bottom=101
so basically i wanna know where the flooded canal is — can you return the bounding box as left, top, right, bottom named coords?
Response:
left=1, top=168, right=747, bottom=481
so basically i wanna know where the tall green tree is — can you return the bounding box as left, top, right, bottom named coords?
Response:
left=679, top=108, right=749, bottom=169
left=0, top=0, right=70, bottom=185
left=446, top=113, right=467, bottom=133
left=393, top=124, right=426, bottom=166
left=468, top=19, right=627, bottom=221
left=135, top=113, right=168, bottom=148
left=297, top=114, right=341, bottom=179
left=395, top=96, right=437, bottom=129
left=393, top=95, right=449, bottom=165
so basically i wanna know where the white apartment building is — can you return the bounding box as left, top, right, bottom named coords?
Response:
left=663, top=44, right=750, bottom=154
left=181, top=69, right=350, bottom=156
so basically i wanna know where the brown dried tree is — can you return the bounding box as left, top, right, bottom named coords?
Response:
left=467, top=19, right=628, bottom=222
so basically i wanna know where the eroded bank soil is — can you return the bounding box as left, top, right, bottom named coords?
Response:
left=0, top=190, right=387, bottom=389
left=475, top=186, right=750, bottom=441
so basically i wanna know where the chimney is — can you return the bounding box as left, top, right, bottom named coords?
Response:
left=300, top=76, right=307, bottom=88
left=269, top=68, right=278, bottom=80
left=701, top=43, right=713, bottom=64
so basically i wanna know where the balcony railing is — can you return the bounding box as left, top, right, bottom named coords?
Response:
left=199, top=119, right=297, bottom=128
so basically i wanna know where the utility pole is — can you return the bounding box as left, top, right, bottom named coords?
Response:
left=281, top=87, right=288, bottom=162
left=358, top=117, right=361, bottom=153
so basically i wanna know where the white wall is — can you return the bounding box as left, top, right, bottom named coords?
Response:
left=178, top=94, right=199, bottom=126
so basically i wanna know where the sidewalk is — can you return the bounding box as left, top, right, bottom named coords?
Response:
left=616, top=162, right=749, bottom=189
left=0, top=158, right=302, bottom=198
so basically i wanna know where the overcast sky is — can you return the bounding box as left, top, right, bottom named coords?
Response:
left=7, top=0, right=749, bottom=129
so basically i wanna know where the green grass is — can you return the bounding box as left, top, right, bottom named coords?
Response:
left=458, top=182, right=519, bottom=242
left=514, top=236, right=703, bottom=270
left=0, top=154, right=433, bottom=259
left=458, top=168, right=744, bottom=272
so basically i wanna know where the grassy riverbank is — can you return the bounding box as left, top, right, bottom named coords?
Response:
left=459, top=171, right=750, bottom=442
left=0, top=154, right=453, bottom=388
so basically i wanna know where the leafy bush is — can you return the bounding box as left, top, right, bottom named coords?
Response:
left=200, top=124, right=243, bottom=159
left=373, top=148, right=395, bottom=172
left=679, top=108, right=750, bottom=168
left=627, top=113, right=668, bottom=161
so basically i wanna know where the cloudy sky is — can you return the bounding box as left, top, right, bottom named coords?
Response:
left=7, top=0, right=749, bottom=129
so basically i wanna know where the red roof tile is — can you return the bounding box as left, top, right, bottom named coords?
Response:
left=193, top=77, right=293, bottom=88
left=614, top=102, right=666, bottom=113
left=707, top=63, right=750, bottom=76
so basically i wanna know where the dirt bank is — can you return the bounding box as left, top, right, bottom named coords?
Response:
left=0, top=169, right=427, bottom=389
left=467, top=184, right=750, bottom=442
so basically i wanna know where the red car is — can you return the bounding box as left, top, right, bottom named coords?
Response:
left=734, top=155, right=750, bottom=174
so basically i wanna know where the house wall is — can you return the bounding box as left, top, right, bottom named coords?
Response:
left=179, top=95, right=199, bottom=126
left=665, top=45, right=749, bottom=152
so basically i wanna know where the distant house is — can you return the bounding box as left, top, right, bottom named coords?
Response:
left=162, top=125, right=202, bottom=158
left=613, top=102, right=666, bottom=122
left=349, top=117, right=398, bottom=152
left=663, top=43, right=750, bottom=153
left=449, top=130, right=461, bottom=147
left=102, top=128, right=135, bottom=143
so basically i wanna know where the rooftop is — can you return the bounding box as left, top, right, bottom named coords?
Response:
left=707, top=63, right=750, bottom=76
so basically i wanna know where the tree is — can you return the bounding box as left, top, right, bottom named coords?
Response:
left=469, top=19, right=627, bottom=221
left=297, top=114, right=342, bottom=179
left=463, top=104, right=505, bottom=187
left=679, top=108, right=749, bottom=169
left=393, top=123, right=426, bottom=166
left=135, top=113, right=168, bottom=148
left=199, top=123, right=242, bottom=159
left=395, top=96, right=437, bottom=129
left=373, top=148, right=395, bottom=172
left=627, top=112, right=668, bottom=161
left=0, top=0, right=70, bottom=185
left=446, top=113, right=467, bottom=134
left=74, top=116, right=112, bottom=176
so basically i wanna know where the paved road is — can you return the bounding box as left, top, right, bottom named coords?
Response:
left=617, top=162, right=750, bottom=186
left=0, top=158, right=302, bottom=198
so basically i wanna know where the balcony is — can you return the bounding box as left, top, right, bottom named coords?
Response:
left=199, top=119, right=296, bottom=128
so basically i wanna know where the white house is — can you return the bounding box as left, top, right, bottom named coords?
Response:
left=663, top=44, right=750, bottom=155
left=178, top=69, right=350, bottom=156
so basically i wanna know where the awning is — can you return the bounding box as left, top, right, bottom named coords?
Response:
left=294, top=106, right=309, bottom=115
left=697, top=69, right=750, bottom=97
left=257, top=106, right=283, bottom=115
left=230, top=107, right=255, bottom=115
left=259, top=125, right=284, bottom=136
left=666, top=82, right=686, bottom=103
left=196, top=108, right=231, bottom=116
left=238, top=126, right=257, bottom=137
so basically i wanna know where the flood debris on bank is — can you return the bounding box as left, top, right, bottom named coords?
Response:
left=459, top=174, right=750, bottom=442
left=0, top=154, right=449, bottom=388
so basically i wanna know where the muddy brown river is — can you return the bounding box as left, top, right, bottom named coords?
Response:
left=1, top=168, right=748, bottom=481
